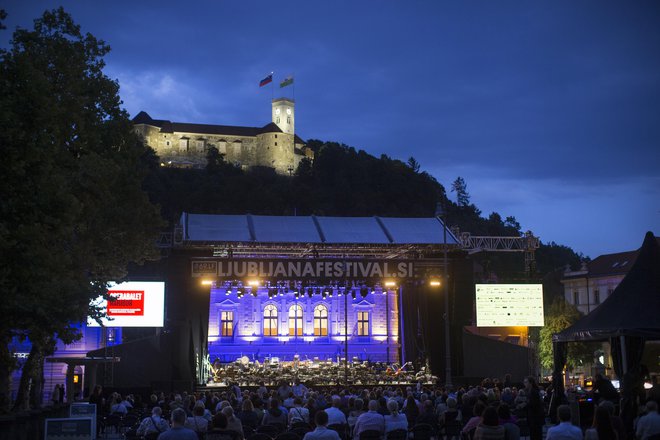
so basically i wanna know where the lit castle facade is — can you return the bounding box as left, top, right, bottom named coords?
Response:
left=132, top=98, right=313, bottom=175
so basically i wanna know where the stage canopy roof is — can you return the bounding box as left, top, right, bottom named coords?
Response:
left=554, top=231, right=660, bottom=342
left=176, top=213, right=460, bottom=258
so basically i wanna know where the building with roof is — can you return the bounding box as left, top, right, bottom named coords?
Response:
left=132, top=98, right=313, bottom=174
left=561, top=244, right=656, bottom=315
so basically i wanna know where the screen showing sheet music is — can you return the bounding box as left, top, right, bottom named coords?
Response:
left=475, top=284, right=544, bottom=327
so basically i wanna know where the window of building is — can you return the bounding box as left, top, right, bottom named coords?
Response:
left=263, top=305, right=278, bottom=336
left=179, top=138, right=188, bottom=152
left=357, top=311, right=370, bottom=336
left=593, top=290, right=600, bottom=305
left=573, top=291, right=580, bottom=305
left=314, top=304, right=328, bottom=336
left=195, top=140, right=205, bottom=153
left=289, top=304, right=303, bottom=336
left=221, top=311, right=233, bottom=337
left=275, top=142, right=278, bottom=146
left=276, top=117, right=280, bottom=124
left=287, top=116, right=291, bottom=124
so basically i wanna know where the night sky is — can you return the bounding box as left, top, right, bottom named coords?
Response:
left=2, top=1, right=659, bottom=259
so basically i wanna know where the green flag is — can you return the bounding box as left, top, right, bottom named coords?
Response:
left=280, top=76, right=294, bottom=88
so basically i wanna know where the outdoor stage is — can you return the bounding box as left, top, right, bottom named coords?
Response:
left=205, top=357, right=437, bottom=388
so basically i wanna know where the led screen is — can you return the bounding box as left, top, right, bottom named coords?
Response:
left=475, top=284, right=544, bottom=327
left=88, top=281, right=165, bottom=327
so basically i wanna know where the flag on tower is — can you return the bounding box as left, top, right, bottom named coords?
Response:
left=280, top=76, right=294, bottom=88
left=259, top=73, right=273, bottom=87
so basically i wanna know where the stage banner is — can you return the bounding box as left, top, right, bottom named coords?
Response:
left=70, top=403, right=97, bottom=439
left=45, top=417, right=93, bottom=440
left=191, top=259, right=426, bottom=279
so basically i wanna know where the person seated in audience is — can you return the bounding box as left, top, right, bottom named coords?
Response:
left=585, top=405, right=617, bottom=440
left=303, top=410, right=341, bottom=440
left=348, top=398, right=366, bottom=429
left=110, top=393, right=128, bottom=415
left=636, top=401, right=660, bottom=440
left=222, top=405, right=244, bottom=438
left=159, top=407, right=198, bottom=440
left=237, top=398, right=260, bottom=430
left=185, top=403, right=209, bottom=436
left=262, top=397, right=288, bottom=427
left=546, top=404, right=582, bottom=440
left=354, top=400, right=385, bottom=439
left=415, top=399, right=438, bottom=432
left=598, top=401, right=625, bottom=440
left=440, top=397, right=462, bottom=427
left=384, top=399, right=409, bottom=434
left=136, top=406, right=170, bottom=438
left=463, top=402, right=487, bottom=435
left=325, top=396, right=348, bottom=426
left=496, top=405, right=519, bottom=440
left=474, top=406, right=505, bottom=440
left=289, top=397, right=311, bottom=426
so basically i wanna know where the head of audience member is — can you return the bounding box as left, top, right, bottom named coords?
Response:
left=171, top=408, right=187, bottom=427
left=294, top=397, right=303, bottom=407
left=368, top=399, right=379, bottom=412
left=592, top=405, right=616, bottom=440
left=497, top=404, right=512, bottom=422
left=193, top=403, right=205, bottom=417
left=481, top=406, right=499, bottom=427
left=473, top=402, right=487, bottom=418
left=315, top=410, right=329, bottom=427
left=447, top=397, right=457, bottom=409
left=242, top=398, right=254, bottom=412
left=387, top=399, right=399, bottom=416
left=354, top=398, right=364, bottom=412
left=332, top=396, right=342, bottom=408
left=599, top=400, right=615, bottom=416
left=152, top=406, right=163, bottom=417
left=557, top=405, right=572, bottom=423
left=646, top=401, right=658, bottom=414
left=222, top=406, right=235, bottom=420
left=213, top=412, right=228, bottom=430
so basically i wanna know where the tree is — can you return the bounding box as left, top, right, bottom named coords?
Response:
left=0, top=8, right=163, bottom=411
left=451, top=176, right=470, bottom=206
left=539, top=298, right=595, bottom=372
left=407, top=156, right=420, bottom=173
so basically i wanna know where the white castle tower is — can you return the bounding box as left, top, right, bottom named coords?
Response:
left=272, top=98, right=294, bottom=135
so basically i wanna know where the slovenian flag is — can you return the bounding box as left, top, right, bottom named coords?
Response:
left=259, top=73, right=273, bottom=87
left=280, top=76, right=294, bottom=88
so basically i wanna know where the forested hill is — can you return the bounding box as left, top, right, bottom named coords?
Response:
left=142, top=140, right=584, bottom=281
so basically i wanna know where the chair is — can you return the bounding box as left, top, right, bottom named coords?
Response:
left=386, top=429, right=409, bottom=440
left=102, top=413, right=123, bottom=437
left=249, top=433, right=276, bottom=440
left=207, top=429, right=244, bottom=440
left=290, top=422, right=313, bottom=432
left=411, top=423, right=434, bottom=440
left=258, top=424, right=285, bottom=436
left=516, top=419, right=530, bottom=440
left=328, top=423, right=349, bottom=440
left=276, top=432, right=302, bottom=440
left=359, top=429, right=384, bottom=440
left=442, top=421, right=462, bottom=440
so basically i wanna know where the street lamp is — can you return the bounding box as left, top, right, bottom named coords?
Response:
left=435, top=202, right=453, bottom=388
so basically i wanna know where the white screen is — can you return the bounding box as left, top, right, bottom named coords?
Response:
left=88, top=281, right=165, bottom=327
left=475, top=284, right=544, bottom=327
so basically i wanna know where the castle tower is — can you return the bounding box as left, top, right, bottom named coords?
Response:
left=272, top=98, right=294, bottom=135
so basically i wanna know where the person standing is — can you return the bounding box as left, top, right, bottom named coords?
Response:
left=59, top=384, right=65, bottom=404
left=524, top=377, right=545, bottom=440
left=52, top=384, right=61, bottom=406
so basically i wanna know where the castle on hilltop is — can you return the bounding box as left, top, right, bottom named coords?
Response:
left=132, top=98, right=313, bottom=175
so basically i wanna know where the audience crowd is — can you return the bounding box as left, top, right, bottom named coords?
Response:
left=87, top=374, right=660, bottom=440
